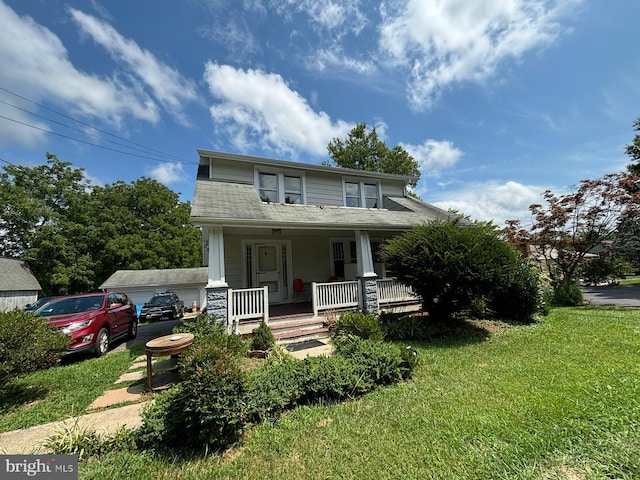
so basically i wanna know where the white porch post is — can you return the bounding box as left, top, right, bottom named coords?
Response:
left=355, top=230, right=379, bottom=315
left=205, top=226, right=230, bottom=328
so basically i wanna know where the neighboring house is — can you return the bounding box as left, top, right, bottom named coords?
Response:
left=0, top=257, right=42, bottom=311
left=190, top=150, right=454, bottom=331
left=99, top=267, right=208, bottom=312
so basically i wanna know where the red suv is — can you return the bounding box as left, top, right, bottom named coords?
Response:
left=34, top=292, right=138, bottom=356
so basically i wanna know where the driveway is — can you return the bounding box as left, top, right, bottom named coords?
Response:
left=108, top=317, right=185, bottom=354
left=581, top=285, right=640, bottom=307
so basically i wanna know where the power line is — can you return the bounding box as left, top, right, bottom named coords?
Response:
left=0, top=114, right=198, bottom=164
left=0, top=98, right=188, bottom=163
left=0, top=86, right=197, bottom=165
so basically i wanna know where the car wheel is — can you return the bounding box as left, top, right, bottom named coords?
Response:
left=128, top=317, right=138, bottom=339
left=95, top=328, right=109, bottom=357
left=178, top=307, right=184, bottom=318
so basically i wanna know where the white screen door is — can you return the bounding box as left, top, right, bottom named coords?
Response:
left=256, top=244, right=283, bottom=302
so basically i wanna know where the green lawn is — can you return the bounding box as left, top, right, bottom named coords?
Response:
left=74, top=307, right=640, bottom=480
left=0, top=348, right=141, bottom=432
left=619, top=275, right=640, bottom=286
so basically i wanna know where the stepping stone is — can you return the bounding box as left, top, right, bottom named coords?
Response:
left=129, top=361, right=147, bottom=370
left=115, top=371, right=145, bottom=384
left=87, top=384, right=147, bottom=410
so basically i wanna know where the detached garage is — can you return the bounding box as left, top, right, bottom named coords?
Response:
left=0, top=257, right=42, bottom=311
left=99, top=267, right=207, bottom=313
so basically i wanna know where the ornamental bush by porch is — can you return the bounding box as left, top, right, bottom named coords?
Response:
left=382, top=218, right=542, bottom=322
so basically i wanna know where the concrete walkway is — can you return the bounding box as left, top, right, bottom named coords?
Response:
left=0, top=336, right=333, bottom=454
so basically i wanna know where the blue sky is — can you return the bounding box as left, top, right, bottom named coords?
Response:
left=1, top=0, right=638, bottom=227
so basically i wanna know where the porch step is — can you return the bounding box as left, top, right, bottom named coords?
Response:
left=270, top=316, right=330, bottom=345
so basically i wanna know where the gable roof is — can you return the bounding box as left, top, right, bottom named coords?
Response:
left=0, top=258, right=42, bottom=291
left=190, top=180, right=452, bottom=231
left=99, top=267, right=208, bottom=289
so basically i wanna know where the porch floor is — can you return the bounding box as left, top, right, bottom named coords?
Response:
left=269, top=301, right=314, bottom=319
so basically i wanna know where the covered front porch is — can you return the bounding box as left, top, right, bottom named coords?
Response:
left=201, top=224, right=420, bottom=336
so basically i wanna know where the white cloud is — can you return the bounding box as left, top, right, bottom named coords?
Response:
left=379, top=0, right=582, bottom=110
left=203, top=62, right=353, bottom=156
left=0, top=1, right=160, bottom=148
left=429, top=180, right=546, bottom=226
left=403, top=139, right=463, bottom=177
left=69, top=8, right=199, bottom=126
left=271, top=0, right=368, bottom=36
left=148, top=162, right=186, bottom=184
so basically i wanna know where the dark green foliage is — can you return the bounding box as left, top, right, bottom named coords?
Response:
left=250, top=318, right=275, bottom=351
left=379, top=311, right=430, bottom=340
left=551, top=280, right=584, bottom=307
left=299, top=355, right=360, bottom=403
left=0, top=154, right=201, bottom=295
left=488, top=259, right=541, bottom=322
left=0, top=310, right=69, bottom=384
left=173, top=314, right=248, bottom=356
left=137, top=340, right=248, bottom=452
left=382, top=218, right=542, bottom=322
left=334, top=338, right=405, bottom=392
left=247, top=356, right=305, bottom=421
left=332, top=311, right=383, bottom=344
left=326, top=123, right=420, bottom=187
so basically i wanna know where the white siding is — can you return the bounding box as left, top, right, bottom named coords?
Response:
left=290, top=236, right=332, bottom=283
left=211, top=158, right=255, bottom=184
left=0, top=290, right=38, bottom=312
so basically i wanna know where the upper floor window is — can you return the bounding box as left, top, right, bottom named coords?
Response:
left=345, top=182, right=360, bottom=207
left=257, top=170, right=304, bottom=204
left=284, top=175, right=302, bottom=204
left=343, top=180, right=380, bottom=208
left=258, top=173, right=278, bottom=203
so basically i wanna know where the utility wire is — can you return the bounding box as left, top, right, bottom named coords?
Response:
left=0, top=114, right=198, bottom=164
left=0, top=98, right=188, bottom=163
left=0, top=86, right=196, bottom=164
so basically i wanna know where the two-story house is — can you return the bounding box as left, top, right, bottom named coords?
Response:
left=191, top=150, right=453, bottom=334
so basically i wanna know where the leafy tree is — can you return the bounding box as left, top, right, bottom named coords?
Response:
left=0, top=153, right=90, bottom=257
left=626, top=117, right=640, bottom=175
left=612, top=217, right=640, bottom=272
left=1, top=154, right=202, bottom=295
left=504, top=173, right=640, bottom=300
left=326, top=123, right=420, bottom=186
left=382, top=218, right=541, bottom=322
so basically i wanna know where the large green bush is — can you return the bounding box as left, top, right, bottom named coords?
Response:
left=382, top=218, right=542, bottom=322
left=137, top=340, right=248, bottom=452
left=0, top=310, right=69, bottom=384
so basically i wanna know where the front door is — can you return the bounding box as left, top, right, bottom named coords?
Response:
left=256, top=244, right=283, bottom=303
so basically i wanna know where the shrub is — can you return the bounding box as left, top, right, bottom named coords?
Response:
left=551, top=280, right=584, bottom=307
left=250, top=318, right=275, bottom=351
left=379, top=311, right=430, bottom=340
left=247, top=356, right=305, bottom=421
left=335, top=337, right=405, bottom=393
left=383, top=218, right=542, bottom=322
left=137, top=338, right=249, bottom=452
left=44, top=421, right=135, bottom=461
left=174, top=314, right=248, bottom=357
left=0, top=310, right=69, bottom=384
left=488, top=259, right=541, bottom=322
left=300, top=355, right=359, bottom=403
left=332, top=311, right=383, bottom=345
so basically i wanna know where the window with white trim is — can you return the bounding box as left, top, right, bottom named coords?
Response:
left=256, top=170, right=305, bottom=204
left=345, top=181, right=360, bottom=207
left=343, top=179, right=381, bottom=208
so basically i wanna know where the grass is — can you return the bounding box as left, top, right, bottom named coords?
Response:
left=0, top=349, right=140, bottom=432
left=74, top=306, right=640, bottom=480
left=619, top=275, right=640, bottom=286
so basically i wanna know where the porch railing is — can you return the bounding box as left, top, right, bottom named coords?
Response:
left=229, top=286, right=269, bottom=333
left=312, top=281, right=360, bottom=316
left=377, top=278, right=417, bottom=304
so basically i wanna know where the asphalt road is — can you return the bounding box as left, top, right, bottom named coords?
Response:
left=581, top=285, right=640, bottom=307
left=108, top=316, right=188, bottom=354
